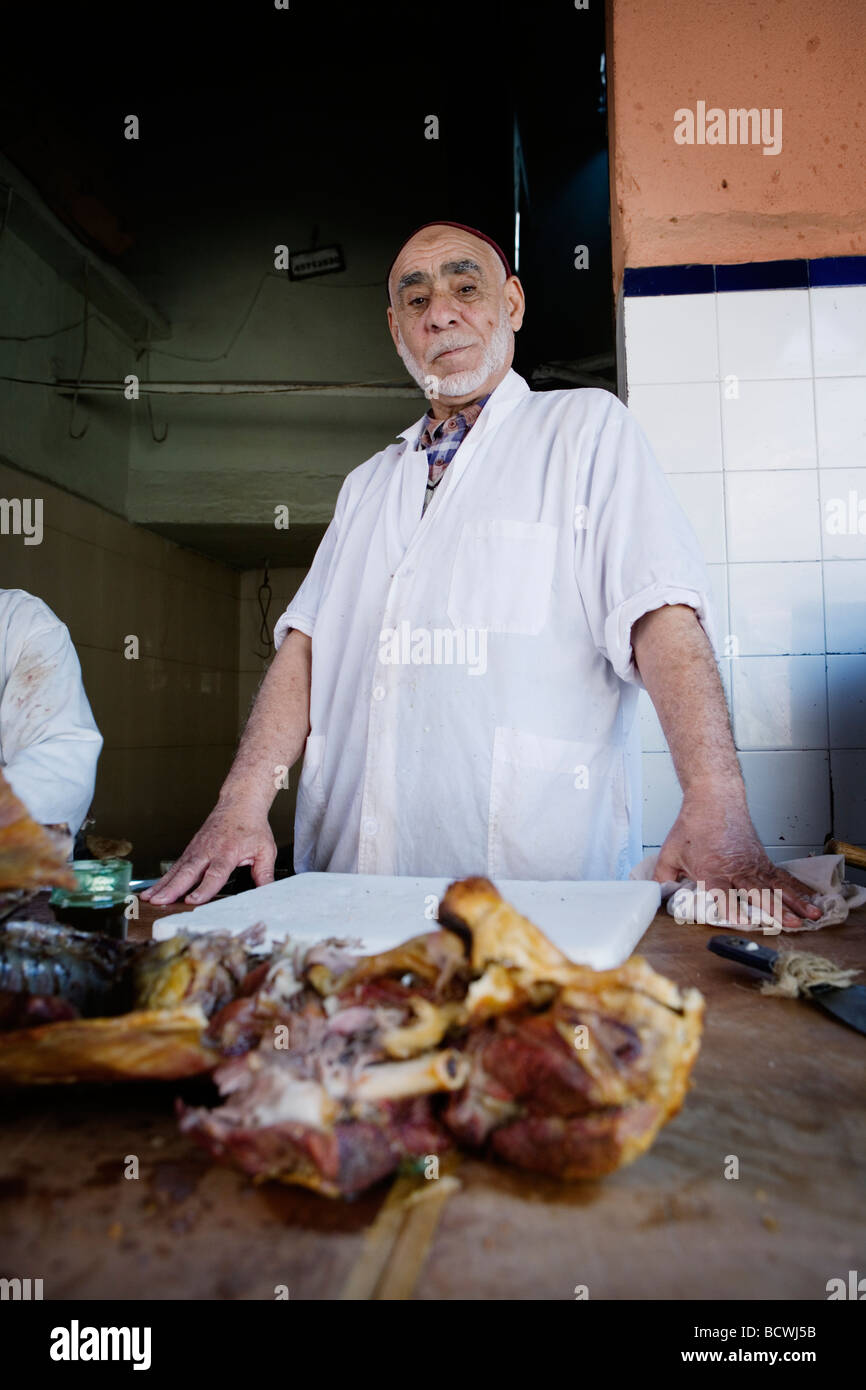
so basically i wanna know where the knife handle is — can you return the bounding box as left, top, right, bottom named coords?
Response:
left=707, top=935, right=779, bottom=976
left=824, top=837, right=866, bottom=870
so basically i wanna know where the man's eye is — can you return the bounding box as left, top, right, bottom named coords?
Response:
left=458, top=284, right=476, bottom=294
left=409, top=297, right=427, bottom=308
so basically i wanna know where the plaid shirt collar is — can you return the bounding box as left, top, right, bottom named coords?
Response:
left=416, top=392, right=492, bottom=453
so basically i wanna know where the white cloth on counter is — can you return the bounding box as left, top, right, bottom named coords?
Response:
left=0, top=589, right=103, bottom=836
left=630, top=850, right=866, bottom=931
left=274, top=368, right=716, bottom=880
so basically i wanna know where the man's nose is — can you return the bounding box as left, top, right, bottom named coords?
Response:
left=425, top=289, right=460, bottom=329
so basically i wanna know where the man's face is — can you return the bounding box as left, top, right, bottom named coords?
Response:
left=387, top=227, right=525, bottom=403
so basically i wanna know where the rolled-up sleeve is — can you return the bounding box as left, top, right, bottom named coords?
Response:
left=574, top=393, right=717, bottom=686
left=273, top=480, right=349, bottom=650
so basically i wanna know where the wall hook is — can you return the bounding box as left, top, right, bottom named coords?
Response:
left=146, top=392, right=168, bottom=443
left=68, top=387, right=90, bottom=440
left=255, top=559, right=274, bottom=659
left=143, top=333, right=168, bottom=442
left=68, top=261, right=91, bottom=440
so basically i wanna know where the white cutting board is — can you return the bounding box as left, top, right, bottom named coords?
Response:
left=153, top=874, right=660, bottom=970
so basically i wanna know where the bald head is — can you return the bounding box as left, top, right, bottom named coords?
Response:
left=386, top=221, right=513, bottom=306
left=386, top=224, right=525, bottom=413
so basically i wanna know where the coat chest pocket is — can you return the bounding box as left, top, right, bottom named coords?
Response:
left=446, top=520, right=558, bottom=635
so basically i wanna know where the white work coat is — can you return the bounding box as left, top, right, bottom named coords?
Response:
left=0, top=589, right=103, bottom=835
left=275, top=370, right=714, bottom=880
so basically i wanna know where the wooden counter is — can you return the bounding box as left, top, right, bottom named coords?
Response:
left=1, top=901, right=864, bottom=1300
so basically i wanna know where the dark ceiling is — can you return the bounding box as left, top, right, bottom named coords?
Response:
left=2, top=1, right=613, bottom=567
left=2, top=0, right=612, bottom=376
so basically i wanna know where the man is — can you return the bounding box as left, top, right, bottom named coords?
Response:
left=0, top=588, right=102, bottom=836
left=145, top=222, right=820, bottom=929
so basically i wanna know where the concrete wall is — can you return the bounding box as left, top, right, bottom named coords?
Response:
left=0, top=211, right=369, bottom=871
left=0, top=227, right=131, bottom=514
left=607, top=0, right=866, bottom=291
left=0, top=446, right=322, bottom=873
left=0, top=176, right=421, bottom=542
left=124, top=205, right=419, bottom=538
left=0, top=457, right=241, bottom=874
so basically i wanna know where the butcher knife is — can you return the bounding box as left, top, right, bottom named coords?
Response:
left=707, top=936, right=866, bottom=1036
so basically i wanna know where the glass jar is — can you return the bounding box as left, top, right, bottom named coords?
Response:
left=49, top=858, right=133, bottom=939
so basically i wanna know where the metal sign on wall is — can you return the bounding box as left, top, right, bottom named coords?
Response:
left=287, top=245, right=345, bottom=280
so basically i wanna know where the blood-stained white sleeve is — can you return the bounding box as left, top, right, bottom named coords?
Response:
left=573, top=391, right=718, bottom=687
left=273, top=476, right=351, bottom=650
left=1, top=599, right=103, bottom=834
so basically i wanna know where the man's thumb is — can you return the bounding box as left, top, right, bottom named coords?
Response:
left=652, top=848, right=681, bottom=885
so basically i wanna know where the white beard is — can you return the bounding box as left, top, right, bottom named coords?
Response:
left=396, top=302, right=513, bottom=398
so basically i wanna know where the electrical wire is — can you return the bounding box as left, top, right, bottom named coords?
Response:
left=0, top=185, right=132, bottom=348
left=147, top=270, right=384, bottom=365
left=0, top=375, right=63, bottom=385
left=298, top=280, right=383, bottom=289
left=146, top=271, right=275, bottom=364
left=0, top=304, right=136, bottom=351
left=0, top=260, right=382, bottom=355
left=0, top=316, right=89, bottom=342
left=0, top=374, right=412, bottom=392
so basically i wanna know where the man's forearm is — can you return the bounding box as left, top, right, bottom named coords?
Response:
left=631, top=603, right=821, bottom=925
left=219, top=628, right=312, bottom=813
left=631, top=604, right=745, bottom=804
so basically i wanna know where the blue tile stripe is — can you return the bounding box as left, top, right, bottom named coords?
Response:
left=622, top=264, right=714, bottom=297
left=808, top=256, right=866, bottom=287
left=623, top=255, right=866, bottom=296
left=716, top=260, right=808, bottom=292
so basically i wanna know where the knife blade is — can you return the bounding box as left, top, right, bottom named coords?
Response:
left=806, top=981, right=866, bottom=1035
left=707, top=936, right=866, bottom=1036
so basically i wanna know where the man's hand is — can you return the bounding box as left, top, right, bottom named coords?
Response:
left=141, top=628, right=312, bottom=908
left=141, top=796, right=277, bottom=906
left=655, top=793, right=822, bottom=931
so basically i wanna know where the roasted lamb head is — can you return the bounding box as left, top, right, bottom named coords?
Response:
left=438, top=877, right=704, bottom=1178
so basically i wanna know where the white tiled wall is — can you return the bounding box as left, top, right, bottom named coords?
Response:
left=624, top=279, right=866, bottom=862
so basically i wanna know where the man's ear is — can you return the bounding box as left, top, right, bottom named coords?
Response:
left=386, top=304, right=401, bottom=353
left=504, top=276, right=526, bottom=332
